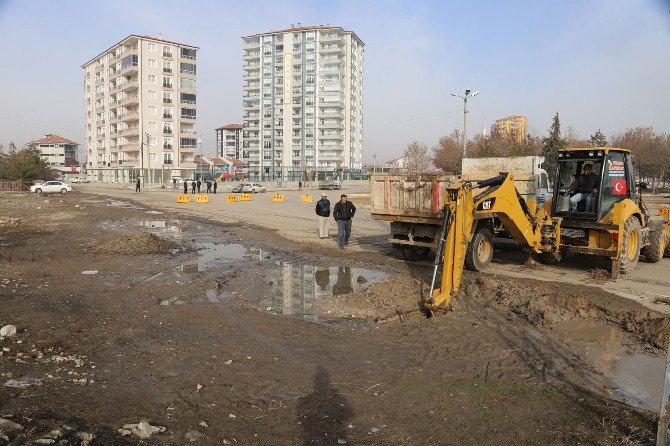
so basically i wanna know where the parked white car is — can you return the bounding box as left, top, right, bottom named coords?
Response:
left=242, top=183, right=266, bottom=193
left=30, top=181, right=72, bottom=194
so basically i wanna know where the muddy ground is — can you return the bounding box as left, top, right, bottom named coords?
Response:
left=1, top=191, right=669, bottom=445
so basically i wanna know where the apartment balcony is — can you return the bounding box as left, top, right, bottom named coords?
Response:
left=243, top=40, right=260, bottom=49
left=120, top=63, right=139, bottom=76
left=243, top=103, right=260, bottom=110
left=163, top=67, right=173, bottom=74
left=319, top=34, right=343, bottom=42
left=244, top=83, right=260, bottom=90
left=163, top=114, right=174, bottom=120
left=319, top=122, right=344, bottom=129
left=163, top=82, right=173, bottom=89
left=120, top=95, right=139, bottom=106
left=318, top=155, right=345, bottom=162
left=319, top=133, right=344, bottom=140
left=120, top=127, right=140, bottom=137
left=319, top=45, right=344, bottom=54
left=120, top=80, right=139, bottom=91
left=243, top=63, right=261, bottom=70
left=109, top=129, right=119, bottom=137
left=163, top=98, right=173, bottom=104
left=163, top=128, right=173, bottom=135
left=120, top=112, right=140, bottom=121
left=319, top=109, right=344, bottom=117
left=109, top=115, right=121, bottom=123
left=180, top=101, right=197, bottom=109
left=180, top=146, right=197, bottom=152
left=163, top=51, right=173, bottom=59
left=179, top=130, right=196, bottom=138
left=319, top=100, right=345, bottom=108
left=180, top=115, right=196, bottom=123
left=243, top=72, right=260, bottom=79
left=95, top=90, right=104, bottom=97
left=243, top=51, right=260, bottom=60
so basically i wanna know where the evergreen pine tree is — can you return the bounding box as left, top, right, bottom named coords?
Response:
left=588, top=129, right=608, bottom=147
left=542, top=113, right=567, bottom=178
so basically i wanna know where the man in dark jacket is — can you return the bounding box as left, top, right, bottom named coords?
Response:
left=568, top=162, right=599, bottom=212
left=183, top=180, right=188, bottom=194
left=333, top=194, right=356, bottom=249
left=135, top=177, right=141, bottom=193
left=191, top=180, right=196, bottom=194
left=315, top=193, right=331, bottom=239
left=197, top=179, right=202, bottom=194
left=213, top=180, right=218, bottom=194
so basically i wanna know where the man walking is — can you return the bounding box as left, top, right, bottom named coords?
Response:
left=183, top=180, right=188, bottom=194
left=206, top=180, right=212, bottom=194
left=197, top=179, right=202, bottom=194
left=315, top=193, right=331, bottom=239
left=135, top=177, right=141, bottom=193
left=333, top=194, right=356, bottom=249
left=298, top=180, right=303, bottom=191
left=191, top=180, right=196, bottom=194
left=213, top=180, right=218, bottom=194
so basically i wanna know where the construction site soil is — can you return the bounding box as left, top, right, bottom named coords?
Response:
left=1, top=191, right=669, bottom=445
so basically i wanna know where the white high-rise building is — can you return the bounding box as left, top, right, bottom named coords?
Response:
left=242, top=25, right=364, bottom=180
left=82, top=35, right=198, bottom=183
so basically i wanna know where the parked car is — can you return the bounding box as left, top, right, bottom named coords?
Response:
left=242, top=183, right=266, bottom=193
left=30, top=181, right=72, bottom=194
left=69, top=177, right=90, bottom=183
left=231, top=183, right=245, bottom=193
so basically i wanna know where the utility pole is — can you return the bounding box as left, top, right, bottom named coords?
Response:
left=373, top=154, right=377, bottom=173
left=145, top=132, right=151, bottom=185
left=450, top=89, right=479, bottom=156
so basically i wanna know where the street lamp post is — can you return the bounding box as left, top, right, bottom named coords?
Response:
left=197, top=136, right=202, bottom=180
left=450, top=89, right=479, bottom=156
left=372, top=154, right=377, bottom=173
left=145, top=132, right=151, bottom=185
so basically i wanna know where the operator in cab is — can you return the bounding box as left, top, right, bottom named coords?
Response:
left=568, top=162, right=599, bottom=212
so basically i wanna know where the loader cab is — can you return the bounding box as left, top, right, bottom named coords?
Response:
left=552, top=148, right=636, bottom=222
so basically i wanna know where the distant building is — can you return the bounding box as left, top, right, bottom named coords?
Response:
left=493, top=115, right=527, bottom=143
left=215, top=123, right=243, bottom=159
left=380, top=156, right=406, bottom=173
left=31, top=134, right=79, bottom=172
left=194, top=153, right=246, bottom=180
left=82, top=34, right=199, bottom=183
left=242, top=25, right=364, bottom=180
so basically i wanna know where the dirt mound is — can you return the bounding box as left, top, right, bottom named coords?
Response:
left=90, top=232, right=176, bottom=255
left=590, top=268, right=611, bottom=281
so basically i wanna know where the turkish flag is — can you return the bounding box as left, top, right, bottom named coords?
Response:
left=612, top=180, right=627, bottom=195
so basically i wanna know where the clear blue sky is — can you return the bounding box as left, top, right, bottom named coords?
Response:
left=0, top=0, right=669, bottom=162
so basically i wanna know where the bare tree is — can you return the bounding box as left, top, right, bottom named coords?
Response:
left=432, top=130, right=463, bottom=174
left=403, top=141, right=431, bottom=174
left=611, top=127, right=669, bottom=194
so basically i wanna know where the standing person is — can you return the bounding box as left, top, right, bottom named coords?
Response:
left=197, top=179, right=202, bottom=194
left=213, top=180, right=218, bottom=194
left=191, top=180, right=196, bottom=194
left=183, top=180, right=188, bottom=194
left=135, top=177, right=141, bottom=193
left=298, top=180, right=303, bottom=191
left=333, top=194, right=356, bottom=249
left=172, top=178, right=177, bottom=190
left=206, top=180, right=212, bottom=194
left=315, top=193, right=331, bottom=239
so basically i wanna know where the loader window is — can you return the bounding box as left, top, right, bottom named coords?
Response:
left=554, top=157, right=603, bottom=217
left=599, top=151, right=629, bottom=217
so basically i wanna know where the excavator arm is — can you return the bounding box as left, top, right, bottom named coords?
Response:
left=424, top=173, right=559, bottom=313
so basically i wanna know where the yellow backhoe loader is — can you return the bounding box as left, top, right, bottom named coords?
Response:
left=425, top=147, right=670, bottom=313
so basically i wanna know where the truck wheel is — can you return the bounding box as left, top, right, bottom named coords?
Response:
left=401, top=245, right=430, bottom=262
left=642, top=223, right=664, bottom=263
left=465, top=228, right=493, bottom=271
left=620, top=216, right=642, bottom=274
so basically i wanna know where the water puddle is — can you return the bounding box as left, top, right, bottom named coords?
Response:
left=258, top=264, right=387, bottom=320
left=180, top=242, right=387, bottom=321
left=553, top=319, right=665, bottom=412
left=139, top=220, right=184, bottom=234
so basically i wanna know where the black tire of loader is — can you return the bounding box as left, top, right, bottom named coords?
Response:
left=619, top=216, right=642, bottom=274
left=465, top=228, right=493, bottom=271
left=642, top=223, right=664, bottom=263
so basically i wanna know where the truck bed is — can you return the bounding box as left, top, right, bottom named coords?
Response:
left=370, top=173, right=457, bottom=224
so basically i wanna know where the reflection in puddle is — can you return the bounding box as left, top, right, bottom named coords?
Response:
left=553, top=319, right=665, bottom=412
left=262, top=264, right=386, bottom=320
left=180, top=243, right=265, bottom=273
left=182, top=243, right=387, bottom=321
left=139, top=220, right=184, bottom=234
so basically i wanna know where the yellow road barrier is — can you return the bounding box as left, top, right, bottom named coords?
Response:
left=226, top=194, right=238, bottom=203
left=239, top=193, right=252, bottom=201
left=300, top=194, right=313, bottom=203
left=272, top=194, right=285, bottom=202
left=177, top=194, right=191, bottom=203
left=196, top=194, right=209, bottom=203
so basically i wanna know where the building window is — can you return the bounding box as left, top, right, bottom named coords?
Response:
left=148, top=90, right=157, bottom=99
left=149, top=152, right=157, bottom=161
left=148, top=58, right=157, bottom=68
left=180, top=78, right=195, bottom=89
left=148, top=106, right=157, bottom=115
left=180, top=108, right=196, bottom=119
left=180, top=48, right=197, bottom=60
left=148, top=74, right=156, bottom=83
left=148, top=42, right=156, bottom=52
left=148, top=121, right=157, bottom=130
left=180, top=93, right=196, bottom=104
left=180, top=62, right=196, bottom=75
left=163, top=122, right=172, bottom=133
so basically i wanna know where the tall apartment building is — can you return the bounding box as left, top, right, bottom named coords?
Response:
left=30, top=134, right=79, bottom=173
left=242, top=25, right=364, bottom=180
left=493, top=115, right=527, bottom=144
left=215, top=123, right=243, bottom=159
left=82, top=35, right=198, bottom=183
